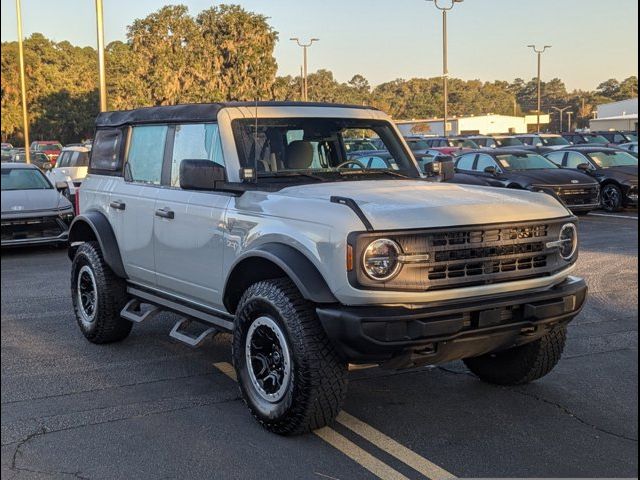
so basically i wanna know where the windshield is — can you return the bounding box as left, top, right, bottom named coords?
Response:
left=626, top=133, right=638, bottom=142
left=1, top=168, right=52, bottom=191
left=494, top=137, right=524, bottom=147
left=36, top=143, right=62, bottom=152
left=588, top=151, right=638, bottom=168
left=406, top=139, right=430, bottom=151
left=448, top=138, right=479, bottom=148
left=495, top=153, right=559, bottom=170
left=542, top=136, right=570, bottom=146
left=582, top=135, right=608, bottom=144
left=232, top=118, right=420, bottom=181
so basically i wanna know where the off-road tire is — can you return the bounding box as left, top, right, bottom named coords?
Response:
left=232, top=278, right=348, bottom=435
left=71, top=241, right=132, bottom=343
left=463, top=327, right=567, bottom=386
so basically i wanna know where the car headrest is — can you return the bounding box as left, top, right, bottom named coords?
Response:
left=285, top=141, right=313, bottom=170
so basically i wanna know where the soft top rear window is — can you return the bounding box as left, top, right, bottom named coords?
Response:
left=90, top=128, right=124, bottom=172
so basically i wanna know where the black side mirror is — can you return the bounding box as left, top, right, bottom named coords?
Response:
left=577, top=163, right=592, bottom=172
left=484, top=166, right=498, bottom=175
left=424, top=156, right=455, bottom=182
left=179, top=159, right=226, bottom=190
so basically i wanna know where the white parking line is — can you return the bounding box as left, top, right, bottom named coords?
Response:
left=588, top=213, right=638, bottom=220
left=213, top=361, right=454, bottom=480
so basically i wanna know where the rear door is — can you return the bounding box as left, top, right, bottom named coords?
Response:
left=109, top=125, right=168, bottom=287
left=153, top=123, right=231, bottom=309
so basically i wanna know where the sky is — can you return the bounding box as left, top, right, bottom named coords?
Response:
left=1, top=0, right=638, bottom=91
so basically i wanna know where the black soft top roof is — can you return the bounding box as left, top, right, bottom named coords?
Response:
left=95, top=101, right=378, bottom=128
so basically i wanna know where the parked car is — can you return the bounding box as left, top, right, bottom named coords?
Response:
left=347, top=149, right=458, bottom=183
left=592, top=131, right=637, bottom=145
left=1, top=162, right=73, bottom=247
left=8, top=151, right=53, bottom=171
left=454, top=149, right=600, bottom=214
left=30, top=141, right=63, bottom=165
left=561, top=132, right=610, bottom=146
left=1, top=143, right=13, bottom=162
left=344, top=138, right=379, bottom=153
left=545, top=147, right=638, bottom=212
left=421, top=136, right=480, bottom=149
left=404, top=136, right=474, bottom=156
left=68, top=102, right=586, bottom=435
left=464, top=135, right=527, bottom=149
left=46, top=146, right=91, bottom=202
left=516, top=134, right=571, bottom=151
left=618, top=142, right=638, bottom=155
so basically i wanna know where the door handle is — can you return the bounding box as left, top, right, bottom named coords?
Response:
left=109, top=200, right=126, bottom=210
left=155, top=207, right=175, bottom=220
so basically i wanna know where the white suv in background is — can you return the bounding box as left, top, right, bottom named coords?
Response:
left=46, top=146, right=91, bottom=201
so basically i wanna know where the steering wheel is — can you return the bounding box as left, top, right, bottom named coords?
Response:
left=336, top=159, right=367, bottom=170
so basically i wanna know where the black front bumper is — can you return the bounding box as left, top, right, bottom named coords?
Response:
left=317, top=276, right=587, bottom=367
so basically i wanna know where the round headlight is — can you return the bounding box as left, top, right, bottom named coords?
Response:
left=362, top=239, right=402, bottom=281
left=558, top=223, right=578, bottom=260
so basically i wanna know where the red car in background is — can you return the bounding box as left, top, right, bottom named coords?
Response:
left=30, top=141, right=63, bottom=166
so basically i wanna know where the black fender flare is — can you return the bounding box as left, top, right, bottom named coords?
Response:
left=224, top=243, right=337, bottom=308
left=68, top=211, right=127, bottom=279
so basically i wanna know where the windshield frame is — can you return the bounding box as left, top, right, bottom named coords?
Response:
left=231, top=117, right=422, bottom=183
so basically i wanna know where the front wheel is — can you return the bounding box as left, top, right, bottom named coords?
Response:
left=463, top=327, right=567, bottom=386
left=232, top=278, right=348, bottom=435
left=600, top=183, right=623, bottom=212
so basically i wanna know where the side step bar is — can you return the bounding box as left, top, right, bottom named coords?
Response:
left=126, top=286, right=234, bottom=332
left=169, top=318, right=219, bottom=348
left=120, top=299, right=162, bottom=323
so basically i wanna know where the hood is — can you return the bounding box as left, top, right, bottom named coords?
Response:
left=1, top=188, right=71, bottom=215
left=273, top=180, right=569, bottom=230
left=502, top=168, right=596, bottom=186
left=600, top=165, right=638, bottom=184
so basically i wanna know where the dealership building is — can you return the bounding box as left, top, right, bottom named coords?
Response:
left=589, top=98, right=638, bottom=132
left=395, top=113, right=551, bottom=136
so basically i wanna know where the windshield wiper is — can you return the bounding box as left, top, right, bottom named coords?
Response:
left=259, top=172, right=328, bottom=182
left=339, top=169, right=411, bottom=179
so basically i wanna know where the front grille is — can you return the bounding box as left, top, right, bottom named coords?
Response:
left=353, top=219, right=570, bottom=291
left=536, top=184, right=600, bottom=207
left=1, top=216, right=65, bottom=242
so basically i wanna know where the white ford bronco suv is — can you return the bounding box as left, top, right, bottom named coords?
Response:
left=68, top=102, right=587, bottom=435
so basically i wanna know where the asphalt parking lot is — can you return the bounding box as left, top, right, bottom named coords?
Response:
left=1, top=211, right=638, bottom=480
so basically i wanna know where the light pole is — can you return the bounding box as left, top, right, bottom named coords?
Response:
left=15, top=0, right=30, bottom=163
left=95, top=0, right=107, bottom=111
left=527, top=45, right=551, bottom=132
left=566, top=111, right=574, bottom=132
left=427, top=0, right=463, bottom=137
left=551, top=106, right=570, bottom=133
left=290, top=37, right=319, bottom=101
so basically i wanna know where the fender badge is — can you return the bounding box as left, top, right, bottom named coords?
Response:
left=11, top=205, right=24, bottom=211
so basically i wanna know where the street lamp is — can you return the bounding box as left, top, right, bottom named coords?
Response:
left=427, top=0, right=463, bottom=137
left=290, top=37, right=319, bottom=101
left=15, top=0, right=30, bottom=163
left=527, top=45, right=551, bottom=132
left=95, top=0, right=107, bottom=112
left=551, top=106, right=570, bottom=133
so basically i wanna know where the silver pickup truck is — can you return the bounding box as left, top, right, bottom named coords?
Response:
left=68, top=102, right=587, bottom=435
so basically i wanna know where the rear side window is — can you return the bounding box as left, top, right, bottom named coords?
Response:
left=91, top=129, right=124, bottom=172
left=456, top=154, right=475, bottom=171
left=127, top=125, right=168, bottom=185
left=70, top=151, right=90, bottom=167
left=57, top=152, right=71, bottom=167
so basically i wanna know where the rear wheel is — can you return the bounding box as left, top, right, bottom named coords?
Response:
left=232, top=278, right=348, bottom=435
left=463, top=327, right=567, bottom=386
left=600, top=183, right=623, bottom=212
left=71, top=241, right=132, bottom=343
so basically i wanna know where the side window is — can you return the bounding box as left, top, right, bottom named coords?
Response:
left=69, top=151, right=90, bottom=167
left=127, top=125, right=168, bottom=185
left=476, top=154, right=497, bottom=172
left=367, top=156, right=389, bottom=169
left=57, top=152, right=70, bottom=168
left=565, top=152, right=589, bottom=169
left=170, top=123, right=224, bottom=187
left=614, top=134, right=626, bottom=143
left=545, top=152, right=565, bottom=166
left=456, top=154, right=475, bottom=171
left=91, top=128, right=124, bottom=172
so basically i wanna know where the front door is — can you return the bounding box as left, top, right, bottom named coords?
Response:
left=153, top=123, right=231, bottom=309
